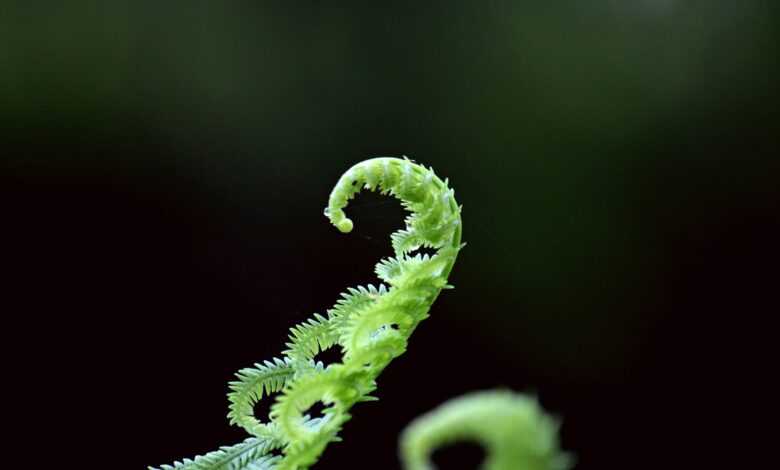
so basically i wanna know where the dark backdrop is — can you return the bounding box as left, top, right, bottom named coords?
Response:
left=3, top=2, right=778, bottom=469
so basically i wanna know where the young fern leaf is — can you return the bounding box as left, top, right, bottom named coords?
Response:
left=151, top=157, right=463, bottom=470
left=282, top=313, right=338, bottom=364
left=228, top=358, right=296, bottom=438
left=399, top=390, right=572, bottom=470
left=154, top=437, right=282, bottom=470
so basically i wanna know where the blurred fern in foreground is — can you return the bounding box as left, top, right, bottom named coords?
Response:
left=401, top=390, right=571, bottom=470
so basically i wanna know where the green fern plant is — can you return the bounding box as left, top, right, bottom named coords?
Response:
left=153, top=157, right=463, bottom=470
left=400, top=389, right=571, bottom=470
left=151, top=157, right=569, bottom=470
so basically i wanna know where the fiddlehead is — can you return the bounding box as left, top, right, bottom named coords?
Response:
left=152, top=157, right=463, bottom=470
left=400, top=390, right=572, bottom=470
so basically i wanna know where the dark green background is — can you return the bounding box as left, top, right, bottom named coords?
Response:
left=4, top=2, right=777, bottom=469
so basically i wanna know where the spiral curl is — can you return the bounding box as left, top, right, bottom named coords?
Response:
left=400, top=390, right=572, bottom=470
left=152, top=157, right=463, bottom=470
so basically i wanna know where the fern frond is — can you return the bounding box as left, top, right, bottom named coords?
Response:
left=390, top=228, right=425, bottom=257
left=153, top=157, right=463, bottom=470
left=282, top=313, right=339, bottom=364
left=326, top=284, right=386, bottom=330
left=400, top=390, right=572, bottom=470
left=374, top=257, right=402, bottom=284
left=150, top=437, right=282, bottom=470
left=228, top=357, right=296, bottom=436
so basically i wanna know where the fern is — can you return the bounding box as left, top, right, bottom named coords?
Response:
left=399, top=390, right=572, bottom=470
left=151, top=158, right=569, bottom=470
left=155, top=437, right=282, bottom=470
left=152, top=157, right=464, bottom=470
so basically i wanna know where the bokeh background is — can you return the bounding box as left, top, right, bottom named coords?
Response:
left=3, top=1, right=778, bottom=469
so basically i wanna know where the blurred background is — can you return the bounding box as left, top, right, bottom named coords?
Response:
left=3, top=1, right=778, bottom=469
